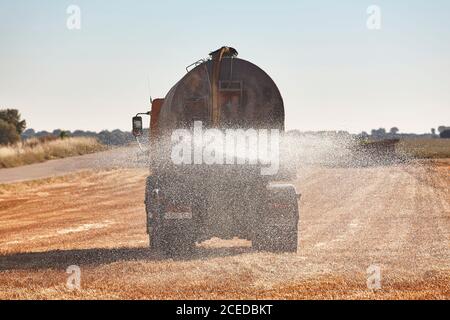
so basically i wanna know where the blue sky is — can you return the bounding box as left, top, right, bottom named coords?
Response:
left=1, top=0, right=449, bottom=133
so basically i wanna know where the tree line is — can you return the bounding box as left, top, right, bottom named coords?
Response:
left=1, top=108, right=449, bottom=146
left=21, top=128, right=134, bottom=146
left=0, top=108, right=134, bottom=146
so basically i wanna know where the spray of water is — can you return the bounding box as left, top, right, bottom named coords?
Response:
left=93, top=128, right=418, bottom=256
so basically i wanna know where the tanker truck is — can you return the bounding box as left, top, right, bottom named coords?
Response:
left=132, top=47, right=299, bottom=256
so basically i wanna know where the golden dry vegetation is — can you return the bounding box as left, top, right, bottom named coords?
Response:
left=397, top=138, right=450, bottom=159
left=0, top=137, right=106, bottom=168
left=0, top=160, right=448, bottom=299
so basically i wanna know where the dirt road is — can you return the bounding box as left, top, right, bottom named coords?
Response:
left=0, top=160, right=448, bottom=299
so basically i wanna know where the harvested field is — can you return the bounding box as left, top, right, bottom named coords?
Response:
left=0, top=160, right=449, bottom=299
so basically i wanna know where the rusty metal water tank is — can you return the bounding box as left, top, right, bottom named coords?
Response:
left=157, top=47, right=285, bottom=135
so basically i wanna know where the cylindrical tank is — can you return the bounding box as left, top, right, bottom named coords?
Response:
left=157, top=54, right=285, bottom=135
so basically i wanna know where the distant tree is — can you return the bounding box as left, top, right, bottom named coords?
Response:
left=0, top=109, right=26, bottom=135
left=59, top=131, right=70, bottom=139
left=95, top=129, right=133, bottom=145
left=431, top=128, right=436, bottom=136
left=23, top=128, right=35, bottom=135
left=21, top=128, right=36, bottom=140
left=371, top=128, right=386, bottom=138
left=438, top=126, right=449, bottom=133
left=441, top=130, right=450, bottom=139
left=389, top=127, right=399, bottom=135
left=72, top=130, right=86, bottom=137
left=357, top=131, right=369, bottom=142
left=35, top=130, right=51, bottom=138
left=6, top=124, right=134, bottom=146
left=0, top=119, right=20, bottom=145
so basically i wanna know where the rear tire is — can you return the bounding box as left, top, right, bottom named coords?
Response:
left=145, top=176, right=195, bottom=257
left=253, top=184, right=299, bottom=253
left=149, top=215, right=196, bottom=258
left=159, top=222, right=195, bottom=257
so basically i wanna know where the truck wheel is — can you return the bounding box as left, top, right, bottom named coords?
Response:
left=145, top=177, right=196, bottom=257
left=145, top=176, right=162, bottom=250
left=150, top=216, right=196, bottom=257
left=253, top=184, right=299, bottom=253
left=160, top=222, right=196, bottom=257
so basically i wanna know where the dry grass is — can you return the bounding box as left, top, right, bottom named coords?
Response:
left=0, top=137, right=106, bottom=168
left=0, top=161, right=448, bottom=299
left=397, top=138, right=450, bottom=159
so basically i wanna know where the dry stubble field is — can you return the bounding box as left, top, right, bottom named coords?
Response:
left=0, top=159, right=449, bottom=299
